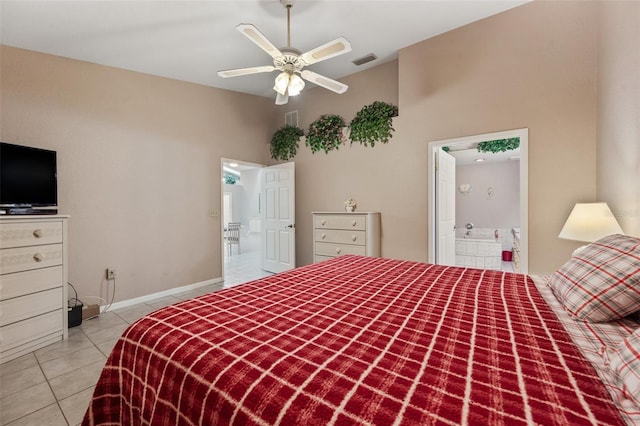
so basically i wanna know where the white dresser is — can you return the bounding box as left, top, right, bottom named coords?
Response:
left=313, top=212, right=381, bottom=263
left=0, top=215, right=68, bottom=363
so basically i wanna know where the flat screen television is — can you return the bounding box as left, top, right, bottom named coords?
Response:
left=0, top=142, right=58, bottom=215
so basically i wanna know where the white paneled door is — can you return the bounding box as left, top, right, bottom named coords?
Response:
left=436, top=149, right=456, bottom=266
left=261, top=162, right=296, bottom=273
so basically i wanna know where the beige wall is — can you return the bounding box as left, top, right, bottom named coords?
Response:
left=2, top=0, right=633, bottom=305
left=1, top=46, right=273, bottom=303
left=596, top=1, right=640, bottom=237
left=273, top=60, right=401, bottom=266
left=289, top=1, right=598, bottom=273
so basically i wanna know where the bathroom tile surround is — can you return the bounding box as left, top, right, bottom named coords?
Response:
left=455, top=227, right=517, bottom=271
left=455, top=227, right=515, bottom=250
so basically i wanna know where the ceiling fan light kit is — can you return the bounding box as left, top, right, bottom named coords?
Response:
left=287, top=74, right=305, bottom=96
left=274, top=72, right=290, bottom=95
left=217, top=0, right=351, bottom=105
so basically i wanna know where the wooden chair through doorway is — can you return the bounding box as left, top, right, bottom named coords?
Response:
left=226, top=222, right=241, bottom=255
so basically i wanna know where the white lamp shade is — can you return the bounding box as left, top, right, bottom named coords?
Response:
left=558, top=202, right=623, bottom=242
left=275, top=92, right=288, bottom=105
left=287, top=74, right=305, bottom=96
left=273, top=72, right=290, bottom=95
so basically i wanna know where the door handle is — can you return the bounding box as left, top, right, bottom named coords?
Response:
left=285, top=224, right=296, bottom=229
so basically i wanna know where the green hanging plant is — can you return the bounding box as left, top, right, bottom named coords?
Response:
left=306, top=114, right=347, bottom=154
left=349, top=101, right=399, bottom=147
left=270, top=124, right=303, bottom=161
left=477, top=137, right=520, bottom=153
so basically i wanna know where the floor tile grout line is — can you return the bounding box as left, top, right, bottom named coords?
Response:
left=37, top=350, right=72, bottom=426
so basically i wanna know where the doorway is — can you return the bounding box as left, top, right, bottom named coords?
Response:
left=427, top=128, right=529, bottom=273
left=220, top=158, right=269, bottom=287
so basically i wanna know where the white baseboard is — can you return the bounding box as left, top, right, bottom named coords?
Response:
left=102, top=277, right=224, bottom=312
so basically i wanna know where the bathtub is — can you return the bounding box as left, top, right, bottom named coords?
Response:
left=457, top=236, right=496, bottom=242
left=455, top=237, right=502, bottom=270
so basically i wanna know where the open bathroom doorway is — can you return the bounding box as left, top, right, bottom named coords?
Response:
left=427, top=128, right=528, bottom=274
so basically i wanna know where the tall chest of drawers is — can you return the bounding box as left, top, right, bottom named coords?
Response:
left=0, top=216, right=69, bottom=363
left=313, top=212, right=381, bottom=262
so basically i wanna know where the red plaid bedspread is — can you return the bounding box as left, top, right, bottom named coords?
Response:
left=83, top=255, right=624, bottom=425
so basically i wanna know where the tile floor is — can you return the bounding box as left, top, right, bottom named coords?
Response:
left=224, top=232, right=271, bottom=285
left=0, top=234, right=268, bottom=426
left=501, top=261, right=515, bottom=272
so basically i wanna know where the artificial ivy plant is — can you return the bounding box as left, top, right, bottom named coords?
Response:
left=349, top=101, right=399, bottom=147
left=477, top=137, right=520, bottom=153
left=270, top=124, right=304, bottom=161
left=306, top=114, right=347, bottom=154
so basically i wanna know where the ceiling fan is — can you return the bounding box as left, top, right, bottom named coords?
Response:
left=217, top=0, right=352, bottom=105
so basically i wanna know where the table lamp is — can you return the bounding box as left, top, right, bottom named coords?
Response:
left=558, top=202, right=624, bottom=254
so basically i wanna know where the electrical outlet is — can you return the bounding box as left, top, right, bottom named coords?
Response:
left=105, top=268, right=116, bottom=280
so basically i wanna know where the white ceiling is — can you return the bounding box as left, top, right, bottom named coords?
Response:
left=449, top=147, right=520, bottom=165
left=0, top=0, right=529, bottom=101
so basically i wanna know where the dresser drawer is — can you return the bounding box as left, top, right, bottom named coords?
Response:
left=315, top=242, right=366, bottom=257
left=0, top=244, right=63, bottom=274
left=0, top=266, right=63, bottom=301
left=314, top=255, right=334, bottom=263
left=315, top=229, right=366, bottom=246
left=0, top=310, right=63, bottom=354
left=0, top=287, right=63, bottom=326
left=0, top=221, right=63, bottom=249
left=314, top=215, right=366, bottom=231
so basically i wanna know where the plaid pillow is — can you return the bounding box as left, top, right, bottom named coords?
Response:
left=608, top=327, right=640, bottom=406
left=549, top=234, right=640, bottom=322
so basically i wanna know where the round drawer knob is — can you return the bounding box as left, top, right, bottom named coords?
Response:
left=351, top=235, right=357, bottom=242
left=335, top=248, right=342, bottom=254
left=33, top=229, right=43, bottom=238
left=321, top=220, right=327, bottom=226
left=321, top=233, right=326, bottom=240
left=33, top=253, right=44, bottom=262
left=351, top=221, right=357, bottom=227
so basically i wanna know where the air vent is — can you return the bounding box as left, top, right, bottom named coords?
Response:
left=352, top=53, right=377, bottom=66
left=285, top=110, right=299, bottom=127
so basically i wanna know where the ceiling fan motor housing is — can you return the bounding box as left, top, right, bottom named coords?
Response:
left=274, top=48, right=305, bottom=72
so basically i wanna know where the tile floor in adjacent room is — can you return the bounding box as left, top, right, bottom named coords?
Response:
left=0, top=233, right=268, bottom=426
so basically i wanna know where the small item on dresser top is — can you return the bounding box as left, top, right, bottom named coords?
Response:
left=344, top=198, right=356, bottom=212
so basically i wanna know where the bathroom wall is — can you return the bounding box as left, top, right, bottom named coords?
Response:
left=455, top=160, right=520, bottom=231
left=239, top=168, right=261, bottom=232
left=223, top=184, right=243, bottom=225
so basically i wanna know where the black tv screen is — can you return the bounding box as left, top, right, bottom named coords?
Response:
left=0, top=142, right=58, bottom=211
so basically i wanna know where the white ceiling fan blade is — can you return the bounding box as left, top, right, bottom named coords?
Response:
left=300, top=37, right=352, bottom=65
left=275, top=91, right=289, bottom=105
left=217, top=65, right=275, bottom=78
left=236, top=24, right=283, bottom=59
left=300, top=70, right=348, bottom=94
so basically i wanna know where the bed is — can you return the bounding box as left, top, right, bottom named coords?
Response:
left=83, top=235, right=640, bottom=425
